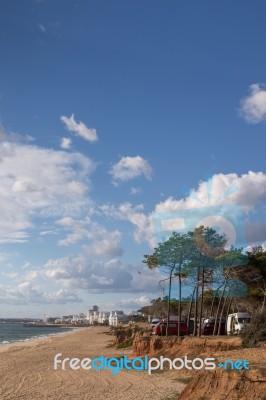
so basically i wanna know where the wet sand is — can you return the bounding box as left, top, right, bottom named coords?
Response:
left=0, top=326, right=184, bottom=400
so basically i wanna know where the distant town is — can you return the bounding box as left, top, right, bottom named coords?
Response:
left=0, top=305, right=144, bottom=328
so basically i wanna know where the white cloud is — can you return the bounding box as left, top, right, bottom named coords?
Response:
left=2, top=271, right=19, bottom=279
left=131, top=187, right=141, bottom=195
left=109, top=156, right=152, bottom=183
left=101, top=171, right=266, bottom=249
left=57, top=217, right=123, bottom=257
left=245, top=242, right=266, bottom=253
left=100, top=202, right=153, bottom=245
left=12, top=181, right=40, bottom=193
left=39, top=230, right=58, bottom=236
left=153, top=171, right=266, bottom=247
left=155, top=171, right=266, bottom=213
left=240, top=83, right=266, bottom=123
left=83, top=230, right=123, bottom=258
left=38, top=23, right=46, bottom=33
left=0, top=282, right=82, bottom=304
left=60, top=137, right=72, bottom=149
left=60, top=114, right=98, bottom=142
left=25, top=271, right=39, bottom=282
left=115, top=295, right=151, bottom=310
left=43, top=256, right=161, bottom=293
left=0, top=135, right=95, bottom=243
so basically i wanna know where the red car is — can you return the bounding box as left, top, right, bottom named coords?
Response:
left=200, top=319, right=226, bottom=335
left=152, top=321, right=189, bottom=336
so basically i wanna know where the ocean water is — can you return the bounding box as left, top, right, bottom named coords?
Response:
left=0, top=322, right=73, bottom=345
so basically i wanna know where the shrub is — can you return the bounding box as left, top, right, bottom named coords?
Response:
left=116, top=338, right=134, bottom=349
left=242, top=310, right=266, bottom=347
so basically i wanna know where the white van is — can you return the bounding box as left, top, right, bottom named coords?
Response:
left=227, top=313, right=251, bottom=335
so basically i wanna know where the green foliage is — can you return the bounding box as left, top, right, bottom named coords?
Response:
left=143, top=227, right=266, bottom=338
left=138, top=297, right=180, bottom=318
left=116, top=338, right=134, bottom=348
left=242, top=310, right=266, bottom=347
left=143, top=252, right=158, bottom=269
left=143, top=232, right=192, bottom=272
left=227, top=247, right=266, bottom=303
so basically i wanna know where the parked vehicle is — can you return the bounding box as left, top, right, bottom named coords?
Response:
left=151, top=318, right=160, bottom=328
left=227, top=313, right=251, bottom=335
left=152, top=321, right=189, bottom=336
left=167, top=316, right=179, bottom=322
left=200, top=318, right=226, bottom=335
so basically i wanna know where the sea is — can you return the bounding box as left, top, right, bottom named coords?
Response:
left=0, top=321, right=73, bottom=345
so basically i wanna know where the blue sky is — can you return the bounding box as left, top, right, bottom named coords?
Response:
left=0, top=0, right=266, bottom=318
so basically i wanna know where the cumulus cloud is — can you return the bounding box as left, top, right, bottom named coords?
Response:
left=240, top=83, right=266, bottom=123
left=0, top=282, right=82, bottom=304
left=60, top=114, right=98, bottom=142
left=60, top=137, right=72, bottom=149
left=154, top=171, right=266, bottom=247
left=83, top=230, right=123, bottom=258
left=155, top=171, right=266, bottom=213
left=57, top=217, right=123, bottom=257
left=0, top=137, right=95, bottom=243
left=101, top=171, right=266, bottom=249
left=115, top=295, right=151, bottom=310
left=109, top=156, right=152, bottom=184
left=100, top=202, right=153, bottom=245
left=43, top=256, right=161, bottom=293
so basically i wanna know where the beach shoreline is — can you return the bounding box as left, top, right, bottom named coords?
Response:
left=0, top=326, right=185, bottom=400
left=0, top=325, right=81, bottom=352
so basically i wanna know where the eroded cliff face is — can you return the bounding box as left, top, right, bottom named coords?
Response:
left=179, top=367, right=266, bottom=400
left=132, top=335, right=266, bottom=399
left=132, top=335, right=242, bottom=357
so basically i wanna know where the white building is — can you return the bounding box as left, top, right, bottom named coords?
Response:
left=86, top=310, right=98, bottom=324
left=109, top=310, right=127, bottom=326
left=98, top=311, right=110, bottom=324
left=71, top=315, right=89, bottom=325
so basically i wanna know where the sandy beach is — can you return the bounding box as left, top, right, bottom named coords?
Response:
left=0, top=327, right=184, bottom=400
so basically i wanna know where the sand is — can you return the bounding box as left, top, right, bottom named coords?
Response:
left=0, top=327, right=185, bottom=400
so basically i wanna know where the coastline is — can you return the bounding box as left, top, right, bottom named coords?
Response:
left=0, top=325, right=80, bottom=352
left=0, top=326, right=185, bottom=400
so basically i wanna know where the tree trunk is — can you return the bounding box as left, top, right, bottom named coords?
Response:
left=193, top=268, right=200, bottom=336
left=210, top=284, right=223, bottom=317
left=187, top=286, right=196, bottom=336
left=213, top=282, right=226, bottom=336
left=178, top=271, right=181, bottom=337
left=166, top=271, right=173, bottom=337
left=198, top=269, right=204, bottom=337
left=218, top=293, right=228, bottom=335
left=261, top=285, right=266, bottom=313
left=226, top=296, right=234, bottom=322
